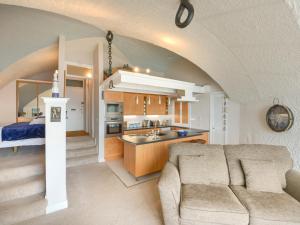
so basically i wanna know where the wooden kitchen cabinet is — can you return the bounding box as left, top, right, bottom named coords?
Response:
left=182, top=102, right=189, bottom=124
left=175, top=101, right=181, bottom=123
left=104, top=91, right=124, bottom=102
left=123, top=93, right=145, bottom=115
left=174, top=101, right=189, bottom=124
left=146, top=95, right=167, bottom=115
left=123, top=133, right=207, bottom=177
left=105, top=137, right=124, bottom=160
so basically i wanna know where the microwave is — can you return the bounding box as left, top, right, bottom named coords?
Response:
left=105, top=102, right=123, bottom=117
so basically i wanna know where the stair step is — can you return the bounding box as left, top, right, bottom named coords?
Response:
left=0, top=194, right=46, bottom=225
left=67, top=147, right=98, bottom=159
left=67, top=154, right=98, bottom=168
left=0, top=175, right=45, bottom=204
left=0, top=162, right=44, bottom=183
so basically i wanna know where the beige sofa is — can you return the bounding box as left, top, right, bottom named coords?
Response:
left=158, top=144, right=300, bottom=225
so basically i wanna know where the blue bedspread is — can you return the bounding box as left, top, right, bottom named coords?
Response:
left=1, top=122, right=45, bottom=141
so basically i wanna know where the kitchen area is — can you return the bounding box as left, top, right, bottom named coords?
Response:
left=104, top=89, right=209, bottom=179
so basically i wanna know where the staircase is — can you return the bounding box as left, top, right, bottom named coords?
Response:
left=66, top=136, right=98, bottom=168
left=0, top=147, right=46, bottom=225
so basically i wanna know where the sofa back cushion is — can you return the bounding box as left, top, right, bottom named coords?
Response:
left=241, top=159, right=283, bottom=193
left=169, top=143, right=229, bottom=185
left=224, top=144, right=293, bottom=188
left=179, top=155, right=229, bottom=185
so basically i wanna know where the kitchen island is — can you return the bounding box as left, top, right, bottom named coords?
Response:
left=119, top=130, right=209, bottom=178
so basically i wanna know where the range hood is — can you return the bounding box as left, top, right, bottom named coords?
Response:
left=102, top=70, right=210, bottom=102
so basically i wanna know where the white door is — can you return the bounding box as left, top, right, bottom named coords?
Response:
left=66, top=80, right=84, bottom=131
left=210, top=93, right=226, bottom=144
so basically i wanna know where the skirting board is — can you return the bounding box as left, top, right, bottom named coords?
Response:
left=46, top=200, right=68, bottom=214
left=98, top=157, right=105, bottom=163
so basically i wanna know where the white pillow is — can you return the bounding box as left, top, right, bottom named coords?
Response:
left=29, top=117, right=45, bottom=125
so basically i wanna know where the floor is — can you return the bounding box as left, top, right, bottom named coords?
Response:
left=66, top=131, right=89, bottom=137
left=17, top=163, right=163, bottom=225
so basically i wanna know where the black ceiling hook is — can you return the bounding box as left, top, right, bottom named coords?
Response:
left=106, top=30, right=114, bottom=42
left=175, top=0, right=194, bottom=28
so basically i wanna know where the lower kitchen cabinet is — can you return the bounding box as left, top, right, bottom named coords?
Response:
left=104, top=137, right=124, bottom=160
left=123, top=128, right=160, bottom=135
left=123, top=133, right=207, bottom=177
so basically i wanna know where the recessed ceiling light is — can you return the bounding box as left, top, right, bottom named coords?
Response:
left=86, top=73, right=92, bottom=78
left=133, top=67, right=139, bottom=72
left=146, top=68, right=151, bottom=73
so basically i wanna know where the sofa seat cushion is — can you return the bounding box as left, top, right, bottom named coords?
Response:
left=231, top=185, right=300, bottom=225
left=180, top=184, right=249, bottom=225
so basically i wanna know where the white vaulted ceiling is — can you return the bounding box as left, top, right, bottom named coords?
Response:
left=1, top=0, right=300, bottom=103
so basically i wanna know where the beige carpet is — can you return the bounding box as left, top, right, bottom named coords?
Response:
left=17, top=163, right=163, bottom=225
left=106, top=159, right=160, bottom=187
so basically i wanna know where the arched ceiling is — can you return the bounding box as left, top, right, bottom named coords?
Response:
left=1, top=0, right=300, bottom=103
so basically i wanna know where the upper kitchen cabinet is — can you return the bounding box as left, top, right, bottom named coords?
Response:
left=123, top=93, right=145, bottom=115
left=104, top=91, right=124, bottom=102
left=174, top=101, right=189, bottom=124
left=146, top=95, right=167, bottom=115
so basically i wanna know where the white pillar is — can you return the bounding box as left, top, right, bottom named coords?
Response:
left=42, top=97, right=69, bottom=214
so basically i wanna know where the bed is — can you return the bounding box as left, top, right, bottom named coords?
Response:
left=0, top=122, right=45, bottom=149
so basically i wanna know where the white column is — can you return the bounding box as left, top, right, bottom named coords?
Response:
left=42, top=97, right=69, bottom=214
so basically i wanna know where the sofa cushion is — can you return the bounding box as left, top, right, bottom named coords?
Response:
left=180, top=184, right=249, bottom=225
left=169, top=143, right=229, bottom=185
left=179, top=155, right=228, bottom=185
left=224, top=144, right=293, bottom=188
left=231, top=185, right=300, bottom=225
left=241, top=159, right=283, bottom=193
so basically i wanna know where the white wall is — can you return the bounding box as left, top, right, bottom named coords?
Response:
left=190, top=94, right=210, bottom=130
left=226, top=99, right=240, bottom=144
left=0, top=81, right=16, bottom=124
left=166, top=58, right=222, bottom=92
left=66, top=37, right=130, bottom=67
left=240, top=96, right=300, bottom=169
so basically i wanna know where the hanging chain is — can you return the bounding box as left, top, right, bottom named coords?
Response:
left=106, top=31, right=114, bottom=76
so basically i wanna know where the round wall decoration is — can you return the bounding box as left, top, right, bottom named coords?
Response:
left=266, top=102, right=294, bottom=132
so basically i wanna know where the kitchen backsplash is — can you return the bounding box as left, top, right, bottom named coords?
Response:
left=123, top=115, right=173, bottom=128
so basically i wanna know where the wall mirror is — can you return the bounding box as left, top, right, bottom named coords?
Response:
left=16, top=80, right=52, bottom=122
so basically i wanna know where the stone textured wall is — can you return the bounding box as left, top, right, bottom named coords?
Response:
left=240, top=96, right=300, bottom=169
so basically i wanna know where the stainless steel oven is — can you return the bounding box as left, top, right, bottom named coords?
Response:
left=105, top=116, right=123, bottom=137
left=105, top=102, right=123, bottom=117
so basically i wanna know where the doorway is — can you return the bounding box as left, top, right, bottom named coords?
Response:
left=66, top=79, right=85, bottom=133
left=210, top=92, right=226, bottom=144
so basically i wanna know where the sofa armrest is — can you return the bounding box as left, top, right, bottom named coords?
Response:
left=286, top=169, right=300, bottom=202
left=158, top=162, right=181, bottom=225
